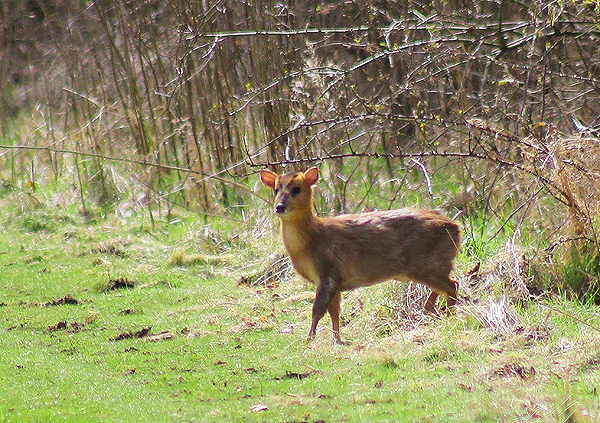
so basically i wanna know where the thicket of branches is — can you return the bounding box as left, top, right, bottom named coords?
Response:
left=2, top=0, right=600, bottom=296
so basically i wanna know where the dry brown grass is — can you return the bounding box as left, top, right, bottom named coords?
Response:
left=545, top=136, right=600, bottom=239
left=238, top=253, right=294, bottom=288
left=244, top=234, right=536, bottom=338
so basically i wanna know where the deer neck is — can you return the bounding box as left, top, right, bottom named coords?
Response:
left=278, top=208, right=323, bottom=283
left=280, top=210, right=317, bottom=253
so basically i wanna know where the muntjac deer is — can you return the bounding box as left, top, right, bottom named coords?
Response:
left=260, top=167, right=461, bottom=343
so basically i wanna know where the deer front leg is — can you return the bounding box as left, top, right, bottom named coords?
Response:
left=327, top=291, right=343, bottom=344
left=308, top=275, right=340, bottom=342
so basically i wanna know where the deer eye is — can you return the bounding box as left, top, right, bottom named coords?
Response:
left=291, top=186, right=301, bottom=196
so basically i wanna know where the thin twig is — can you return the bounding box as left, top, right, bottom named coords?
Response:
left=541, top=303, right=600, bottom=334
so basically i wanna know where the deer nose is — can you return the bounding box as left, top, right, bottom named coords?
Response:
left=275, top=203, right=286, bottom=214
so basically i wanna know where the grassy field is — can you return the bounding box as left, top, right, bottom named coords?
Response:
left=3, top=1, right=600, bottom=420
left=1, top=187, right=600, bottom=422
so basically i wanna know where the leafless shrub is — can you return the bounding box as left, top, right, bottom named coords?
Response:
left=461, top=238, right=532, bottom=303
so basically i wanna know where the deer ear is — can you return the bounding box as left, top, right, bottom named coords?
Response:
left=260, top=170, right=278, bottom=190
left=303, top=167, right=319, bottom=186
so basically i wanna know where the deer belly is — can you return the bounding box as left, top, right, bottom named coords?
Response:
left=338, top=254, right=414, bottom=290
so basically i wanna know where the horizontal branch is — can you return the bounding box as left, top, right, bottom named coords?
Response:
left=255, top=150, right=497, bottom=167
left=189, top=21, right=600, bottom=47
left=253, top=148, right=574, bottom=211
left=187, top=21, right=544, bottom=39
left=0, top=143, right=258, bottom=196
left=0, top=144, right=195, bottom=174
left=0, top=143, right=578, bottom=212
left=188, top=26, right=370, bottom=38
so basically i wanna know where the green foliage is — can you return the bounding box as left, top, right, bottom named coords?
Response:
left=559, top=243, right=600, bottom=304
left=526, top=239, right=600, bottom=305
left=1, top=197, right=600, bottom=422
left=2, top=0, right=600, bottom=303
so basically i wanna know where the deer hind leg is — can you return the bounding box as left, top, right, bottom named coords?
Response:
left=422, top=276, right=458, bottom=315
left=424, top=291, right=440, bottom=315
left=445, top=278, right=459, bottom=309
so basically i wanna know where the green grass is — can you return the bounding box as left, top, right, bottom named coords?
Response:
left=1, top=191, right=600, bottom=422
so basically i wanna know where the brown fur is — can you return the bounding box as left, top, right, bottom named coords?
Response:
left=261, top=167, right=461, bottom=343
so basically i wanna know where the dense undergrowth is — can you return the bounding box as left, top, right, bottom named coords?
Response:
left=3, top=0, right=600, bottom=304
